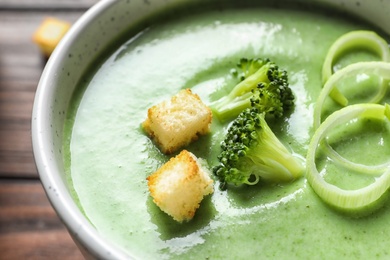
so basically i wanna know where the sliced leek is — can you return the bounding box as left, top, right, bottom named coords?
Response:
left=307, top=103, right=390, bottom=210
left=313, top=61, right=390, bottom=129
left=322, top=30, right=390, bottom=106
left=320, top=142, right=390, bottom=176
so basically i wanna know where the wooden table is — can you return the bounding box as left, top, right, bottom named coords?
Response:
left=0, top=0, right=99, bottom=258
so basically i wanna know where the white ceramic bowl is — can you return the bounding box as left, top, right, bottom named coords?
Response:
left=32, top=0, right=390, bottom=259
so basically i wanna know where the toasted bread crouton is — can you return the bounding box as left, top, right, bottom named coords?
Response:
left=147, top=150, right=214, bottom=222
left=32, top=17, right=71, bottom=57
left=142, top=89, right=212, bottom=154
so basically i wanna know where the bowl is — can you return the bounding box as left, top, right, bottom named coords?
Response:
left=32, top=0, right=390, bottom=259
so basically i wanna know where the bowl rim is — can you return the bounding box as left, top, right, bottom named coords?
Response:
left=31, top=0, right=390, bottom=259
left=31, top=0, right=131, bottom=259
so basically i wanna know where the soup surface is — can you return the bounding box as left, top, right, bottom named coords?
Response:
left=64, top=4, right=390, bottom=259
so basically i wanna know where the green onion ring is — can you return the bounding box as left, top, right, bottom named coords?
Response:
left=314, top=61, right=390, bottom=129
left=322, top=30, right=390, bottom=106
left=307, top=103, right=390, bottom=210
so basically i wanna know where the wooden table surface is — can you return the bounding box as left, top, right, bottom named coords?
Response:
left=0, top=0, right=99, bottom=259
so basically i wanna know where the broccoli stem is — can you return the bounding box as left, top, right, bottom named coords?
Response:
left=213, top=109, right=304, bottom=190
left=211, top=92, right=253, bottom=122
left=228, top=65, right=270, bottom=97
left=212, top=65, right=270, bottom=122
left=246, top=114, right=304, bottom=182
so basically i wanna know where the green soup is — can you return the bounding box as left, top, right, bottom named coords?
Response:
left=64, top=3, right=390, bottom=259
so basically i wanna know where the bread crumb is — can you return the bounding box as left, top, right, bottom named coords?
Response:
left=147, top=150, right=214, bottom=222
left=142, top=89, right=212, bottom=154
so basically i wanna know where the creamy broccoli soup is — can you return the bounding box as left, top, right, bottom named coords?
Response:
left=64, top=3, right=390, bottom=259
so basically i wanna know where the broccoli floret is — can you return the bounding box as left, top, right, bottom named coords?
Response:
left=212, top=57, right=301, bottom=190
left=211, top=58, right=294, bottom=122
left=213, top=107, right=304, bottom=190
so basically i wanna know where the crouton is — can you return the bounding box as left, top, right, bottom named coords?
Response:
left=32, top=17, right=71, bottom=57
left=142, top=89, right=212, bottom=154
left=147, top=150, right=214, bottom=222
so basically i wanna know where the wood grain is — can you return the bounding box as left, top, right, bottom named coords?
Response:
left=0, top=0, right=98, bottom=10
left=0, top=10, right=91, bottom=178
left=0, top=180, right=84, bottom=259
left=0, top=0, right=99, bottom=258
